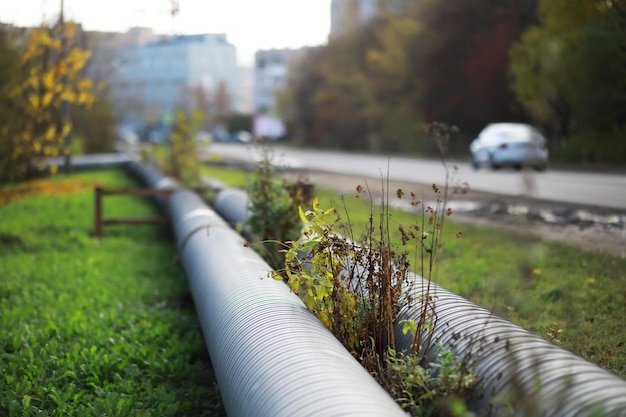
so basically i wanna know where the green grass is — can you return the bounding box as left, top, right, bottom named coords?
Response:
left=202, top=163, right=626, bottom=379
left=201, top=164, right=251, bottom=189
left=0, top=170, right=225, bottom=416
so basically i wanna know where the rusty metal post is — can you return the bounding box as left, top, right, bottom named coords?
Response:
left=95, top=186, right=102, bottom=238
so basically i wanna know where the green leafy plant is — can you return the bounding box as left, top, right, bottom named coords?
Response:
left=276, top=176, right=471, bottom=413
left=246, top=148, right=303, bottom=270
left=166, top=109, right=204, bottom=187
left=277, top=197, right=359, bottom=348
left=264, top=123, right=474, bottom=415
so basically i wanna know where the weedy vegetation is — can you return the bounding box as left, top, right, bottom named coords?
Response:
left=201, top=156, right=626, bottom=380
left=238, top=125, right=478, bottom=415
left=139, top=109, right=206, bottom=189
left=0, top=170, right=225, bottom=416
left=244, top=149, right=306, bottom=270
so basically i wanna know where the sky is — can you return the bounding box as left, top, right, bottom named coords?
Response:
left=0, top=0, right=332, bottom=66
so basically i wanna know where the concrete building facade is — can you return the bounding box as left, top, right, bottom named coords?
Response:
left=111, top=32, right=238, bottom=134
left=253, top=48, right=303, bottom=113
left=330, top=0, right=378, bottom=38
left=330, top=0, right=405, bottom=38
left=253, top=48, right=307, bottom=139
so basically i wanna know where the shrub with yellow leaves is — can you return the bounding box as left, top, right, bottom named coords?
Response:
left=0, top=22, right=94, bottom=183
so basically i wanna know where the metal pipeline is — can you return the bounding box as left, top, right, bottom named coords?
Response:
left=48, top=153, right=138, bottom=171
left=212, top=187, right=250, bottom=230
left=395, top=279, right=626, bottom=416
left=209, top=182, right=626, bottom=417
left=125, top=162, right=406, bottom=417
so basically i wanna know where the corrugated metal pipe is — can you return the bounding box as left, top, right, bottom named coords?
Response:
left=209, top=182, right=626, bottom=417
left=395, top=279, right=626, bottom=416
left=125, top=162, right=406, bottom=417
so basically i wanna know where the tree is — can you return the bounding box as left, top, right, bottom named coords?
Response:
left=166, top=109, right=203, bottom=187
left=287, top=1, right=537, bottom=155
left=73, top=82, right=116, bottom=154
left=415, top=0, right=538, bottom=147
left=286, top=47, right=326, bottom=146
left=312, top=29, right=372, bottom=150
left=359, top=13, right=423, bottom=152
left=288, top=12, right=423, bottom=153
left=73, top=30, right=121, bottom=154
left=509, top=0, right=626, bottom=162
left=0, top=22, right=95, bottom=182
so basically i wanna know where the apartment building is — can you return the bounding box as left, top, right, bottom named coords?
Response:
left=253, top=47, right=325, bottom=139
left=111, top=32, right=238, bottom=133
left=330, top=0, right=405, bottom=38
left=330, top=0, right=378, bottom=38
left=254, top=48, right=302, bottom=112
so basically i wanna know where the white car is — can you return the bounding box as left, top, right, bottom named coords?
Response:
left=470, top=123, right=549, bottom=171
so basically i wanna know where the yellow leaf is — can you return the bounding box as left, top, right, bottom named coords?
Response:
left=42, top=92, right=53, bottom=108
left=50, top=164, right=58, bottom=175
left=77, top=91, right=93, bottom=105
left=298, top=206, right=309, bottom=224
left=312, top=197, right=320, bottom=211
left=42, top=71, right=55, bottom=89
left=36, top=29, right=52, bottom=46
left=44, top=125, right=56, bottom=141
left=28, top=94, right=39, bottom=110
left=61, top=124, right=72, bottom=137
left=318, top=311, right=332, bottom=330
left=61, top=91, right=77, bottom=102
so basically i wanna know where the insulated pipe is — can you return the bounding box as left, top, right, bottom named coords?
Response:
left=395, top=280, right=626, bottom=416
left=126, top=162, right=406, bottom=417
left=212, top=187, right=250, bottom=229
left=48, top=153, right=137, bottom=171
left=210, top=182, right=626, bottom=417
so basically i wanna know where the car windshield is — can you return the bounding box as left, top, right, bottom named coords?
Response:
left=485, top=125, right=535, bottom=143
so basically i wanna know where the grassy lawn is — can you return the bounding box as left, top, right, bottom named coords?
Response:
left=201, top=163, right=626, bottom=379
left=0, top=170, right=225, bottom=416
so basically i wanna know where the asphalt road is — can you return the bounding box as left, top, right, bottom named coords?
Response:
left=208, top=143, right=626, bottom=211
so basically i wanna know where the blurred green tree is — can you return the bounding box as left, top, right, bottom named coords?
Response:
left=72, top=82, right=117, bottom=154
left=510, top=0, right=626, bottom=162
left=287, top=0, right=538, bottom=156
left=287, top=11, right=423, bottom=153
left=415, top=0, right=538, bottom=148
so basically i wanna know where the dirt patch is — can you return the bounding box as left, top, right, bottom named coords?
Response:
left=0, top=178, right=96, bottom=206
